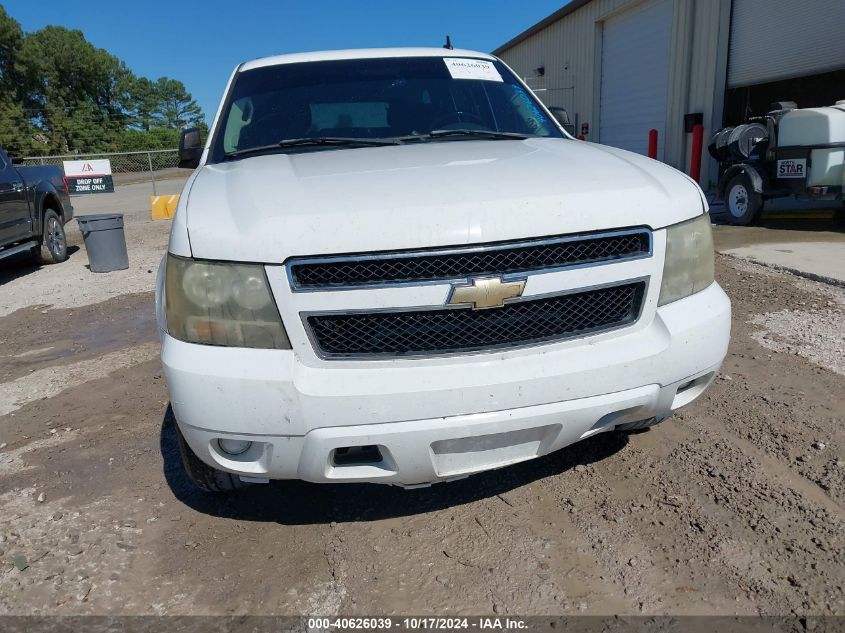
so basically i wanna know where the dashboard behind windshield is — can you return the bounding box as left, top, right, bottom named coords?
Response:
left=209, top=56, right=562, bottom=162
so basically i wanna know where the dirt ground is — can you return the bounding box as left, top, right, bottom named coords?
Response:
left=0, top=190, right=843, bottom=616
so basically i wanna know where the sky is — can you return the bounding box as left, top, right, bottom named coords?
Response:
left=6, top=0, right=568, bottom=123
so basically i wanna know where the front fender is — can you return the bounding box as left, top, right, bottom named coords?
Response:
left=31, top=181, right=65, bottom=230
left=719, top=164, right=767, bottom=199
left=155, top=255, right=167, bottom=342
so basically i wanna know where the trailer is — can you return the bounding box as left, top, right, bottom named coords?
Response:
left=711, top=102, right=845, bottom=225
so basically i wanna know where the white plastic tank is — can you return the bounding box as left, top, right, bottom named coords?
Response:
left=777, top=105, right=845, bottom=187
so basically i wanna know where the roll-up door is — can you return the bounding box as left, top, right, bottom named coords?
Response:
left=599, top=0, right=672, bottom=159
left=728, top=0, right=845, bottom=88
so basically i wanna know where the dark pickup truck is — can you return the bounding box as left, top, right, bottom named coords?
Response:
left=0, top=147, right=73, bottom=265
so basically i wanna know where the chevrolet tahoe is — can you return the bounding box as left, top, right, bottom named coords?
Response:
left=156, top=48, right=731, bottom=492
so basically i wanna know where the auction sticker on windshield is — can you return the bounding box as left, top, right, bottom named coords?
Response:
left=444, top=58, right=503, bottom=82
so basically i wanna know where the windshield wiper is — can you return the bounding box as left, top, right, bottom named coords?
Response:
left=402, top=129, right=529, bottom=142
left=278, top=137, right=402, bottom=147
left=224, top=137, right=403, bottom=159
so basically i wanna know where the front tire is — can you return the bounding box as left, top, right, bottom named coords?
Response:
left=725, top=173, right=763, bottom=225
left=33, top=209, right=68, bottom=264
left=172, top=411, right=251, bottom=493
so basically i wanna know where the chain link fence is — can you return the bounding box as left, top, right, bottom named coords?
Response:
left=21, top=149, right=182, bottom=194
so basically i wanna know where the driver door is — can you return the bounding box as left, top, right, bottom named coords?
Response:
left=0, top=155, right=32, bottom=245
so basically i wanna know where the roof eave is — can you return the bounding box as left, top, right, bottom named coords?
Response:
left=492, top=0, right=595, bottom=56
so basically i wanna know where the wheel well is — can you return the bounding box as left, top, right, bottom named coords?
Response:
left=42, top=193, right=63, bottom=223
left=719, top=164, right=765, bottom=199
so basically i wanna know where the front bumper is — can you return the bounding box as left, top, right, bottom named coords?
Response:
left=162, top=282, right=731, bottom=486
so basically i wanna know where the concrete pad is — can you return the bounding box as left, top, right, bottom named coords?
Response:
left=712, top=223, right=845, bottom=251
left=720, top=241, right=845, bottom=286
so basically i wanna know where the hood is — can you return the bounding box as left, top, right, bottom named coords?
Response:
left=184, top=138, right=704, bottom=262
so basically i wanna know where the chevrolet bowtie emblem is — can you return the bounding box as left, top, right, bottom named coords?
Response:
left=448, top=276, right=527, bottom=310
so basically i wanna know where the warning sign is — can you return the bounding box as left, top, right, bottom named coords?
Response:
left=62, top=159, right=114, bottom=194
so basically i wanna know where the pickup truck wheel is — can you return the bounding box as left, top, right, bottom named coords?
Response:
left=725, top=173, right=763, bottom=225
left=33, top=210, right=68, bottom=264
left=615, top=417, right=663, bottom=432
left=173, top=416, right=251, bottom=493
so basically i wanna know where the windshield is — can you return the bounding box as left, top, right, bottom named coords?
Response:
left=209, top=56, right=562, bottom=161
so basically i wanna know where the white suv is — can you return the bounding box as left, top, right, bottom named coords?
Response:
left=156, top=48, right=730, bottom=491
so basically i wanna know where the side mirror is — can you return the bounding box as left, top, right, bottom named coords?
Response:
left=548, top=107, right=576, bottom=136
left=178, top=127, right=202, bottom=169
left=9, top=155, right=23, bottom=165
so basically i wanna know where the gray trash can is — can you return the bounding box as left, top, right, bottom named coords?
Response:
left=77, top=214, right=129, bottom=273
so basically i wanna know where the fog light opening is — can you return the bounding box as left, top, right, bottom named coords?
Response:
left=218, top=438, right=252, bottom=456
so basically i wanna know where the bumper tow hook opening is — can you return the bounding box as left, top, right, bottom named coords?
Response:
left=333, top=445, right=384, bottom=466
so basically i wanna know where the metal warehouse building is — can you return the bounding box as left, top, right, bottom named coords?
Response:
left=494, top=0, right=845, bottom=189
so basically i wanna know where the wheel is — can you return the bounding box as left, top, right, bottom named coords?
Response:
left=32, top=209, right=68, bottom=264
left=615, top=416, right=665, bottom=432
left=172, top=410, right=251, bottom=493
left=725, top=173, right=763, bottom=225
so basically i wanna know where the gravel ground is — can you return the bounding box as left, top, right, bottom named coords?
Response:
left=735, top=260, right=845, bottom=375
left=0, top=194, right=843, bottom=616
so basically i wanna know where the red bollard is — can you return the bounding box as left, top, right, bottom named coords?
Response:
left=647, top=129, right=658, bottom=159
left=690, top=123, right=704, bottom=183
left=576, top=134, right=585, bottom=141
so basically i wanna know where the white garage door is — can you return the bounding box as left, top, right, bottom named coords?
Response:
left=728, top=0, right=845, bottom=88
left=599, top=0, right=672, bottom=159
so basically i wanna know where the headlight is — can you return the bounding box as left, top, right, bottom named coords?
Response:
left=658, top=214, right=715, bottom=306
left=165, top=254, right=291, bottom=349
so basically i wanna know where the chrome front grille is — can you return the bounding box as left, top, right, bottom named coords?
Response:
left=305, top=281, right=646, bottom=359
left=288, top=228, right=651, bottom=290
